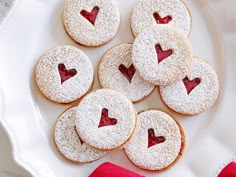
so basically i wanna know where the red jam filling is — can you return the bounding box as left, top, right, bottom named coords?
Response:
left=218, top=162, right=236, bottom=177
left=74, top=126, right=84, bottom=144
left=148, top=129, right=165, bottom=148
left=58, top=63, right=77, bottom=84
left=80, top=6, right=99, bottom=25
left=98, top=108, right=117, bottom=128
left=182, top=76, right=201, bottom=94
left=118, top=64, right=136, bottom=83
left=153, top=12, right=172, bottom=24
left=155, top=44, right=173, bottom=63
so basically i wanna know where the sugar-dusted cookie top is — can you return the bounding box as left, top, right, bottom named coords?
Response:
left=54, top=107, right=105, bottom=162
left=132, top=25, right=192, bottom=86
left=35, top=46, right=94, bottom=104
left=125, top=110, right=185, bottom=171
left=160, top=57, right=219, bottom=115
left=131, top=0, right=191, bottom=36
left=75, top=89, right=137, bottom=150
left=63, top=0, right=120, bottom=47
left=98, top=43, right=155, bottom=102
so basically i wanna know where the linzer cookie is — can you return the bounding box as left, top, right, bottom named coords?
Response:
left=160, top=57, right=219, bottom=115
left=54, top=107, right=105, bottom=163
left=132, top=25, right=192, bottom=86
left=125, top=110, right=185, bottom=171
left=98, top=43, right=155, bottom=102
left=131, top=0, right=192, bottom=37
left=63, top=0, right=120, bottom=47
left=75, top=89, right=137, bottom=151
left=35, top=46, right=93, bottom=104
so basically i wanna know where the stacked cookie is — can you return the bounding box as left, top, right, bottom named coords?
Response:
left=34, top=0, right=219, bottom=173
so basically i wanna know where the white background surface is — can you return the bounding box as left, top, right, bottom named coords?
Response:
left=0, top=0, right=235, bottom=177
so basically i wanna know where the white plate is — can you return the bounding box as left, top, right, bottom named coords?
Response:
left=0, top=0, right=234, bottom=177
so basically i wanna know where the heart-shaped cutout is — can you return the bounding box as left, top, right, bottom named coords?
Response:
left=183, top=76, right=201, bottom=94
left=118, top=64, right=136, bottom=83
left=98, top=108, right=117, bottom=128
left=148, top=128, right=165, bottom=148
left=58, top=63, right=77, bottom=84
left=80, top=6, right=99, bottom=25
left=155, top=44, right=173, bottom=63
left=153, top=12, right=172, bottom=24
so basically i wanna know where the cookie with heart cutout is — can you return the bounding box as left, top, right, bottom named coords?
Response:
left=124, top=109, right=185, bottom=171
left=35, top=45, right=94, bottom=104
left=159, top=57, right=219, bottom=115
left=63, top=0, right=120, bottom=47
left=132, top=25, right=192, bottom=86
left=131, top=0, right=192, bottom=37
left=98, top=43, right=155, bottom=103
left=54, top=106, right=106, bottom=163
left=75, top=89, right=137, bottom=151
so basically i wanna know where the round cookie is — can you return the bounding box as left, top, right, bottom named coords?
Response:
left=125, top=110, right=185, bottom=171
left=54, top=107, right=106, bottom=163
left=63, top=0, right=120, bottom=47
left=35, top=46, right=94, bottom=104
left=132, top=25, right=192, bottom=86
left=98, top=43, right=155, bottom=102
left=160, top=57, right=219, bottom=115
left=75, top=89, right=137, bottom=151
left=131, top=0, right=192, bottom=37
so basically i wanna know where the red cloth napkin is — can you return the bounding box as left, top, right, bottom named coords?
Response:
left=218, top=162, right=236, bottom=177
left=89, top=162, right=145, bottom=177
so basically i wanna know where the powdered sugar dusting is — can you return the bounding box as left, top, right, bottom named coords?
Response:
left=132, top=25, right=192, bottom=86
left=125, top=110, right=183, bottom=170
left=35, top=45, right=94, bottom=103
left=131, top=0, right=191, bottom=36
left=63, top=0, right=120, bottom=46
left=54, top=107, right=106, bottom=162
left=75, top=89, right=137, bottom=150
left=160, top=57, right=219, bottom=115
left=98, top=43, right=155, bottom=102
